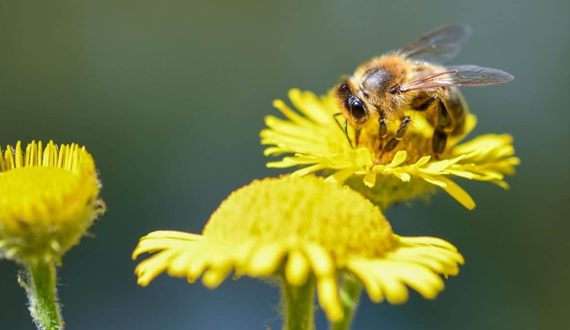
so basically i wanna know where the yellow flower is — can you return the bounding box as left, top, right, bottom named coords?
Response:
left=0, top=141, right=105, bottom=265
left=133, top=176, right=463, bottom=322
left=261, top=89, right=520, bottom=210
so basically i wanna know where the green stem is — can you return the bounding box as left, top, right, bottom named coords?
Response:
left=25, top=262, right=64, bottom=330
left=330, top=273, right=362, bottom=330
left=282, top=277, right=315, bottom=330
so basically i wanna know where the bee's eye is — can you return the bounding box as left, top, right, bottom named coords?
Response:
left=348, top=94, right=367, bottom=123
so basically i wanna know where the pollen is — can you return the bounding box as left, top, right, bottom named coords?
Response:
left=0, top=141, right=105, bottom=265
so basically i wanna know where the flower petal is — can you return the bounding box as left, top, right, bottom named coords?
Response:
left=247, top=242, right=288, bottom=276
left=346, top=259, right=384, bottom=303
left=303, top=243, right=335, bottom=278
left=421, top=175, right=476, bottom=210
left=285, top=249, right=311, bottom=286
left=316, top=277, right=343, bottom=322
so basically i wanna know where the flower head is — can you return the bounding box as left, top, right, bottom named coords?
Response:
left=261, top=89, right=520, bottom=209
left=133, top=176, right=463, bottom=322
left=0, top=141, right=105, bottom=265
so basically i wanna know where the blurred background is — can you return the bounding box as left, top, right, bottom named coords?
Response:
left=0, top=0, right=568, bottom=329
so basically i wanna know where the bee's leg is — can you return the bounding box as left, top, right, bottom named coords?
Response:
left=378, top=112, right=388, bottom=151
left=384, top=116, right=412, bottom=152
left=432, top=129, right=448, bottom=155
left=411, top=95, right=453, bottom=155
left=333, top=112, right=354, bottom=149
left=412, top=95, right=438, bottom=112
left=375, top=113, right=389, bottom=164
left=432, top=99, right=452, bottom=155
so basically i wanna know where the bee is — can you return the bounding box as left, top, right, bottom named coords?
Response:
left=334, top=24, right=513, bottom=158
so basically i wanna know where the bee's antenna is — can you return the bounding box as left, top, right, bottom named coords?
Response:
left=333, top=113, right=354, bottom=149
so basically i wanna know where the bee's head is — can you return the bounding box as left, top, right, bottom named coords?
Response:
left=334, top=78, right=368, bottom=126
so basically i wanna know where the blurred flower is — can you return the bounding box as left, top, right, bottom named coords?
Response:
left=133, top=176, right=463, bottom=322
left=261, top=89, right=520, bottom=209
left=0, top=141, right=105, bottom=265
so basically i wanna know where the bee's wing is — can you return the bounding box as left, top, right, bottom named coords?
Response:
left=399, top=25, right=472, bottom=64
left=400, top=65, right=514, bottom=92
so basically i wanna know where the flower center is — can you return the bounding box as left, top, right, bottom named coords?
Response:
left=0, top=167, right=93, bottom=226
left=203, top=176, right=395, bottom=260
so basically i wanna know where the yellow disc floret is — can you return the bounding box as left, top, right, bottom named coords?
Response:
left=204, top=175, right=395, bottom=261
left=0, top=141, right=105, bottom=265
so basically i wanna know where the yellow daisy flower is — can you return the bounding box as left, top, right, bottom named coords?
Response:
left=261, top=89, right=520, bottom=210
left=133, top=176, right=464, bottom=325
left=0, top=140, right=105, bottom=265
left=0, top=140, right=105, bottom=330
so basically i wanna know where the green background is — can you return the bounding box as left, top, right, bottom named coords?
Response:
left=1, top=0, right=568, bottom=329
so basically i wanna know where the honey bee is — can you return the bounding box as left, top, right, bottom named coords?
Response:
left=334, top=24, right=513, bottom=158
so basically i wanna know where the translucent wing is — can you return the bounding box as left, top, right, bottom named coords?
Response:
left=399, top=25, right=472, bottom=64
left=399, top=65, right=514, bottom=92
